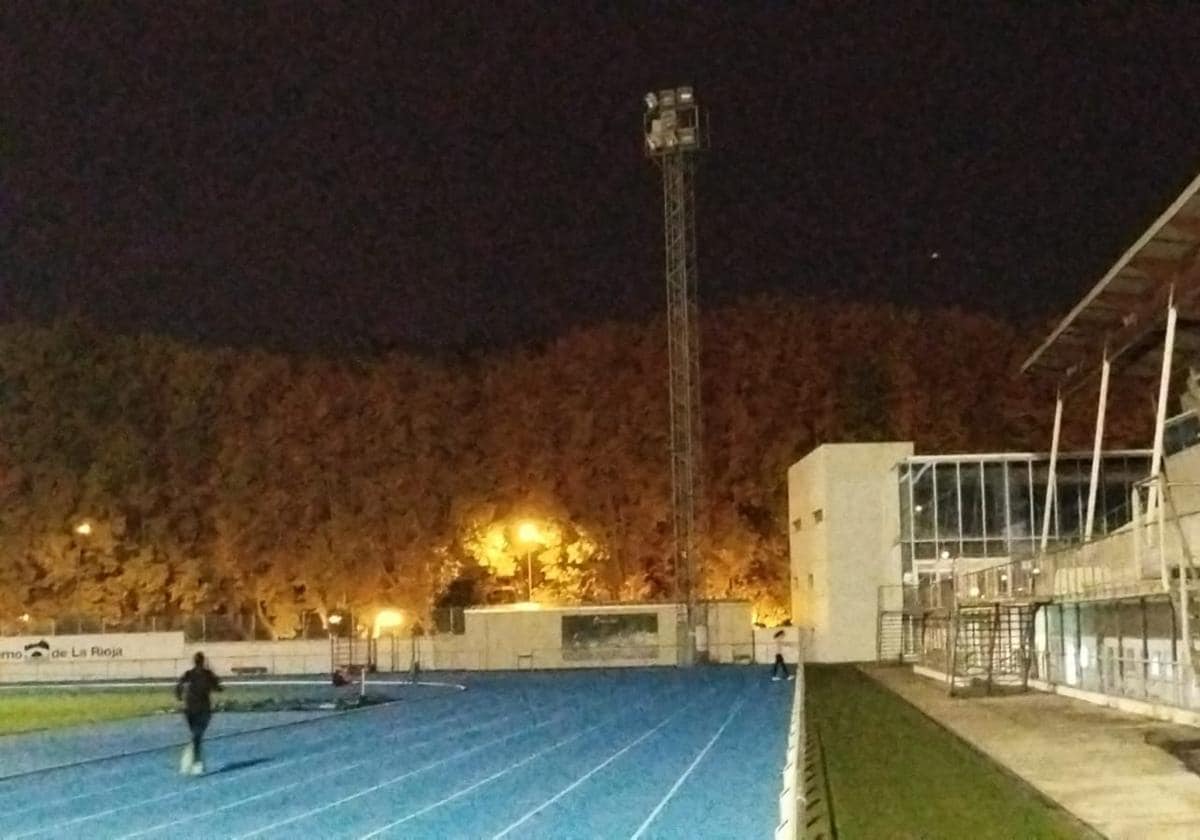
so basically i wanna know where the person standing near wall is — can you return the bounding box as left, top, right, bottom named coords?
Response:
left=175, top=651, right=223, bottom=775
left=771, top=630, right=794, bottom=681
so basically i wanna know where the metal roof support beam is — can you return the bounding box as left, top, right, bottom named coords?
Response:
left=1058, top=257, right=1200, bottom=396
left=1148, top=296, right=1178, bottom=516
left=1039, top=392, right=1064, bottom=555
left=1084, top=355, right=1111, bottom=542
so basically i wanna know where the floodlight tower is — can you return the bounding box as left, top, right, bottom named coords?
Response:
left=644, top=86, right=705, bottom=666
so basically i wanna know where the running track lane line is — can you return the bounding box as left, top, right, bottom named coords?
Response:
left=5, top=692, right=493, bottom=821
left=628, top=695, right=747, bottom=840
left=490, top=689, right=711, bottom=839
left=112, top=701, right=529, bottom=839
left=11, top=688, right=548, bottom=840
left=231, top=686, right=680, bottom=840
left=5, top=689, right=498, bottom=830
left=355, top=708, right=627, bottom=839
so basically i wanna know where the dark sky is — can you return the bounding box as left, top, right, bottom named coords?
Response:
left=3, top=4, right=1200, bottom=354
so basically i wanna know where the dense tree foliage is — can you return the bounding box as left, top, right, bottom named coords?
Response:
left=0, top=299, right=1148, bottom=636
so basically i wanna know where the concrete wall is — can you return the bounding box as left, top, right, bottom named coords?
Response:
left=789, top=442, right=912, bottom=662
left=752, top=625, right=803, bottom=665
left=0, top=601, right=755, bottom=680
left=703, top=601, right=753, bottom=663
left=456, top=604, right=681, bottom=670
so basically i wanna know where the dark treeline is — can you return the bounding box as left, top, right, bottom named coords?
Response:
left=0, top=297, right=1145, bottom=636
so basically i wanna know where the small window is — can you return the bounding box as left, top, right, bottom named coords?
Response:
left=812, top=509, right=824, bottom=524
left=807, top=574, right=815, bottom=589
left=792, top=517, right=803, bottom=532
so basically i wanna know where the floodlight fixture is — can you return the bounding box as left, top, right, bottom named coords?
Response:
left=644, top=86, right=705, bottom=158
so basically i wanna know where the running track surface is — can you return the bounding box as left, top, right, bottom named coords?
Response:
left=0, top=667, right=790, bottom=839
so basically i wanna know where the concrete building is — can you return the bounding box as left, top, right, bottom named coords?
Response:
left=790, top=168, right=1200, bottom=726
left=787, top=442, right=911, bottom=662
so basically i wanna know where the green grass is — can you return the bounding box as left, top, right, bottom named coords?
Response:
left=806, top=666, right=1094, bottom=840
left=0, top=686, right=284, bottom=735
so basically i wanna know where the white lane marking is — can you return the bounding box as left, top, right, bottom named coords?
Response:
left=16, top=692, right=505, bottom=839
left=491, top=692, right=707, bottom=838
left=238, top=681, right=691, bottom=840
left=232, top=688, right=649, bottom=839
left=356, top=715, right=617, bottom=839
left=5, top=691, right=485, bottom=821
left=114, top=700, right=517, bottom=839
left=628, top=696, right=747, bottom=840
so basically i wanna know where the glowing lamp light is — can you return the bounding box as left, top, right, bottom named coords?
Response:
left=17, top=613, right=30, bottom=623
left=969, top=586, right=981, bottom=598
left=74, top=522, right=93, bottom=536
left=327, top=614, right=343, bottom=626
left=373, top=608, right=405, bottom=638
left=517, top=521, right=543, bottom=544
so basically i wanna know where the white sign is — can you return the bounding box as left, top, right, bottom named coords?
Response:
left=0, top=632, right=185, bottom=664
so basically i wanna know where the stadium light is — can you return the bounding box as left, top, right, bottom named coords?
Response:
left=516, top=520, right=546, bottom=602
left=373, top=608, right=405, bottom=639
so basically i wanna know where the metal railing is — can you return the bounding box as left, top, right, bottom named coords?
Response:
left=775, top=651, right=806, bottom=840
left=1035, top=649, right=1199, bottom=711
left=951, top=476, right=1200, bottom=604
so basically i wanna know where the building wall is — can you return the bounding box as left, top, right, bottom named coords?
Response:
left=789, top=442, right=913, bottom=663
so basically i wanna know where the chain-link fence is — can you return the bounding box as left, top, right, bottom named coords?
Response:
left=0, top=612, right=332, bottom=642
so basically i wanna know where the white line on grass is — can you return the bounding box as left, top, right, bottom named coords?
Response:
left=628, top=696, right=747, bottom=840
left=490, top=691, right=708, bottom=839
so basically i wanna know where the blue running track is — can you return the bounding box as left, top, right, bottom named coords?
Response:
left=0, top=667, right=790, bottom=839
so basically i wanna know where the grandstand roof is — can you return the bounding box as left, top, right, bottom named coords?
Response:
left=1023, top=170, right=1200, bottom=394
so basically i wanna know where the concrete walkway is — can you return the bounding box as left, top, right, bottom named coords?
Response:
left=865, top=666, right=1200, bottom=839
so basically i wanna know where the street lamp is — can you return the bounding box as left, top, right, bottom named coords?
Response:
left=516, top=521, right=544, bottom=602
left=72, top=520, right=94, bottom=630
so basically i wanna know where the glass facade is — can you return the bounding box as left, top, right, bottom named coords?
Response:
left=897, top=452, right=1151, bottom=572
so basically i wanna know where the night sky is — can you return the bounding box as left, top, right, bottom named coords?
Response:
left=3, top=4, right=1200, bottom=354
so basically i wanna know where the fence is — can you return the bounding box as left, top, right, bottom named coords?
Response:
left=1035, top=647, right=1199, bottom=711
left=0, top=613, right=332, bottom=642
left=775, top=643, right=806, bottom=840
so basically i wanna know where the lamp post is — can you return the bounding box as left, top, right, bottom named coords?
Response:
left=73, top=520, right=93, bottom=631
left=516, top=521, right=544, bottom=603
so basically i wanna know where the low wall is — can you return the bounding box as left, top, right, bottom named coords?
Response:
left=754, top=626, right=803, bottom=665
left=0, top=633, right=186, bottom=682
left=0, top=606, right=761, bottom=681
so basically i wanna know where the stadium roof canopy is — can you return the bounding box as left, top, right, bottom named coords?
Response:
left=1023, top=170, right=1200, bottom=395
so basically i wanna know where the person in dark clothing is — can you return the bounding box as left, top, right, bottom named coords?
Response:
left=175, top=651, right=222, bottom=775
left=771, top=630, right=793, bottom=681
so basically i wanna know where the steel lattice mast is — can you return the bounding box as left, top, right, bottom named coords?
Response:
left=644, top=86, right=705, bottom=665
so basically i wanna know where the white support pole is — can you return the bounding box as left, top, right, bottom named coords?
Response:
left=1040, top=393, right=1064, bottom=554
left=1149, top=298, right=1179, bottom=516
left=1084, top=356, right=1111, bottom=541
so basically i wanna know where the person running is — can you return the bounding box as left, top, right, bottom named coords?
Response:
left=771, top=630, right=794, bottom=681
left=175, top=651, right=223, bottom=775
